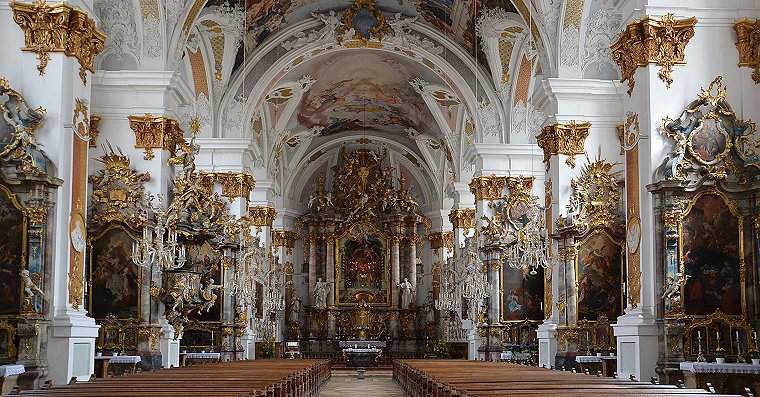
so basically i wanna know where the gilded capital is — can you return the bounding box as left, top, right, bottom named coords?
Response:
left=247, top=206, right=277, bottom=227
left=449, top=208, right=476, bottom=229
left=610, top=13, right=697, bottom=95
left=11, top=0, right=105, bottom=85
left=25, top=206, right=47, bottom=225
left=127, top=114, right=184, bottom=160
left=468, top=175, right=507, bottom=201
left=735, top=19, right=760, bottom=84
left=536, top=121, right=591, bottom=169
left=214, top=172, right=256, bottom=199
left=428, top=231, right=454, bottom=249
left=272, top=230, right=299, bottom=248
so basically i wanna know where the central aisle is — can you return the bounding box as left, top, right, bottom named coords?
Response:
left=318, top=371, right=406, bottom=397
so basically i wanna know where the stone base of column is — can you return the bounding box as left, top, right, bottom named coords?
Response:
left=46, top=310, right=99, bottom=385
left=158, top=320, right=179, bottom=368
left=462, top=319, right=478, bottom=360
left=537, top=321, right=558, bottom=368
left=612, top=309, right=658, bottom=381
left=239, top=328, right=255, bottom=360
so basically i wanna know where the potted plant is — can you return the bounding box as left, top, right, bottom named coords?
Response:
left=714, top=346, right=726, bottom=364
left=750, top=350, right=760, bottom=365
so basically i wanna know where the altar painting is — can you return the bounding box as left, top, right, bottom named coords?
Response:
left=576, top=232, right=622, bottom=321
left=337, top=235, right=389, bottom=305
left=89, top=227, right=139, bottom=319
left=0, top=187, right=24, bottom=315
left=682, top=194, right=741, bottom=316
left=502, top=267, right=543, bottom=321
left=186, top=241, right=222, bottom=321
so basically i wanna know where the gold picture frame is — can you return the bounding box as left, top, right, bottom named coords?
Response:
left=334, top=220, right=392, bottom=307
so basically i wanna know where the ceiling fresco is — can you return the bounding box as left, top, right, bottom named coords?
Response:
left=228, top=0, right=518, bottom=71
left=281, top=50, right=442, bottom=136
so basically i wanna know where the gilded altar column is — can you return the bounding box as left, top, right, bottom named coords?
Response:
left=391, top=234, right=401, bottom=308
left=325, top=233, right=336, bottom=337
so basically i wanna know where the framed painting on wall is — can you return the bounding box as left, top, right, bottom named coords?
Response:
left=575, top=231, right=623, bottom=321
left=88, top=226, right=139, bottom=319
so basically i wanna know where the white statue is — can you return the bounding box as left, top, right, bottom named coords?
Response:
left=398, top=277, right=414, bottom=309
left=289, top=297, right=302, bottom=323
left=20, top=269, right=43, bottom=301
left=423, top=291, right=435, bottom=324
left=314, top=278, right=331, bottom=309
left=312, top=10, right=342, bottom=41
left=199, top=277, right=222, bottom=313
left=387, top=13, right=417, bottom=46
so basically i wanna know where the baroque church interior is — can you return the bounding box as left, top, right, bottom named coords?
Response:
left=1, top=0, right=760, bottom=395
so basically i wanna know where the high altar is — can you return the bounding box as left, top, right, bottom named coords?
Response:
left=292, top=148, right=428, bottom=355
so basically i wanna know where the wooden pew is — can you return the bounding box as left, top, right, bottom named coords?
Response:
left=9, top=360, right=330, bottom=397
left=394, top=360, right=744, bottom=397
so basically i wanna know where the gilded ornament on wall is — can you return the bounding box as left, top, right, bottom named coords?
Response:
left=655, top=76, right=757, bottom=182
left=0, top=77, right=48, bottom=176
left=734, top=19, right=760, bottom=84
left=537, top=121, right=591, bottom=169
left=337, top=0, right=392, bottom=46
left=469, top=175, right=507, bottom=201
left=568, top=160, right=621, bottom=232
left=610, top=13, right=697, bottom=94
left=89, top=114, right=101, bottom=148
left=272, top=230, right=299, bottom=249
left=89, top=146, right=150, bottom=228
left=11, top=0, right=105, bottom=85
left=127, top=113, right=184, bottom=160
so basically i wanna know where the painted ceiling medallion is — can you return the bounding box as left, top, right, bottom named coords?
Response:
left=338, top=0, right=391, bottom=46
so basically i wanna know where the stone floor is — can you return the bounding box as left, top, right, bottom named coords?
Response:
left=318, top=370, right=406, bottom=396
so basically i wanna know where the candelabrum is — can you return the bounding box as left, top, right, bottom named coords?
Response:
left=131, top=206, right=186, bottom=272
left=696, top=332, right=706, bottom=362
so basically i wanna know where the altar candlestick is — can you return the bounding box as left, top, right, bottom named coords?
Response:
left=697, top=330, right=701, bottom=338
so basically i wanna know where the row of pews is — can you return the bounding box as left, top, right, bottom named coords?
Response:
left=8, top=360, right=330, bottom=397
left=394, top=360, right=745, bottom=397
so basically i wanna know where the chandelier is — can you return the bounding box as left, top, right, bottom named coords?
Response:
left=131, top=197, right=186, bottom=272
left=435, top=265, right=459, bottom=313
left=262, top=254, right=285, bottom=316
left=230, top=231, right=260, bottom=309
left=502, top=203, right=557, bottom=275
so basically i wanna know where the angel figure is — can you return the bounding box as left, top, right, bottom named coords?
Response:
left=20, top=269, right=43, bottom=301
left=662, top=273, right=690, bottom=309
left=312, top=10, right=342, bottom=41
left=387, top=13, right=417, bottom=46
left=398, top=277, right=414, bottom=309
left=199, top=278, right=222, bottom=313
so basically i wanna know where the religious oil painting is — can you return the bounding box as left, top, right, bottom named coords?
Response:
left=89, top=227, right=139, bottom=319
left=0, top=188, right=24, bottom=315
left=682, top=194, right=741, bottom=316
left=186, top=241, right=223, bottom=322
left=689, top=119, right=729, bottom=164
left=338, top=235, right=388, bottom=305
left=576, top=232, right=622, bottom=321
left=502, top=266, right=543, bottom=321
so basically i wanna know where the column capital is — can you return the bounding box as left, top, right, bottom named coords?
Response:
left=272, top=230, right=299, bottom=248
left=212, top=172, right=256, bottom=199
left=536, top=121, right=591, bottom=170
left=468, top=175, right=507, bottom=201
left=11, top=0, right=105, bottom=85
left=246, top=205, right=277, bottom=227
left=127, top=114, right=184, bottom=160
left=449, top=208, right=476, bottom=229
left=428, top=231, right=454, bottom=249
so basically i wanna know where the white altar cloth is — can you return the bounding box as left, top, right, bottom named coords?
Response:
left=0, top=365, right=24, bottom=377
left=109, top=355, right=142, bottom=364
left=680, top=362, right=760, bottom=375
left=184, top=352, right=221, bottom=360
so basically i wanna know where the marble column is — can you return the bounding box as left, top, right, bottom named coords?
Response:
left=391, top=235, right=401, bottom=308
left=308, top=233, right=317, bottom=305
left=408, top=234, right=418, bottom=293
left=326, top=237, right=335, bottom=306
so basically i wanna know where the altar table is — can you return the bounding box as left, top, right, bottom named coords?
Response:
left=576, top=355, right=617, bottom=377
left=342, top=348, right=382, bottom=368
left=0, top=364, right=24, bottom=395
left=680, top=362, right=760, bottom=395
left=181, top=352, right=221, bottom=366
